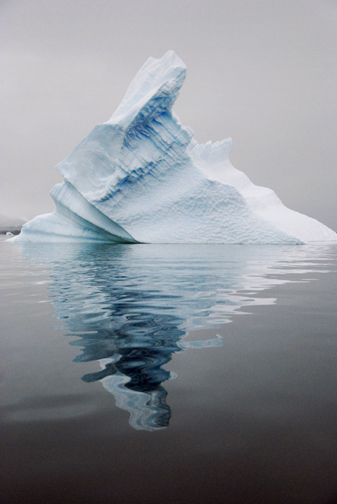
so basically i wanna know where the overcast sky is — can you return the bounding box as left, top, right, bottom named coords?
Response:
left=1, top=0, right=337, bottom=230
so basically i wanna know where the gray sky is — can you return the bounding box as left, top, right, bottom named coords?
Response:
left=1, top=0, right=337, bottom=229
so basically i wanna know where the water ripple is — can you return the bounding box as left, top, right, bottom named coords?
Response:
left=3, top=240, right=336, bottom=430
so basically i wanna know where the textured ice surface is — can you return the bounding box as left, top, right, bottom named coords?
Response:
left=11, top=51, right=337, bottom=244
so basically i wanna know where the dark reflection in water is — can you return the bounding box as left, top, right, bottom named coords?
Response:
left=20, top=242, right=333, bottom=431
left=73, top=309, right=186, bottom=430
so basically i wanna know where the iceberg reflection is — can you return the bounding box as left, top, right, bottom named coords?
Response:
left=21, top=243, right=333, bottom=431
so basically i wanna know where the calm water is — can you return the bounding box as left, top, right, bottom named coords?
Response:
left=1, top=236, right=337, bottom=504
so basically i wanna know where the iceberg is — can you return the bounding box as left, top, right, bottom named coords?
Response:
left=11, top=51, right=337, bottom=244
left=0, top=214, right=25, bottom=235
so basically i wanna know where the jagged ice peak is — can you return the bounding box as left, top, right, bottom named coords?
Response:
left=10, top=51, right=337, bottom=244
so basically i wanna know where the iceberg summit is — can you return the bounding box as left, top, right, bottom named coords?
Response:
left=12, top=51, right=337, bottom=244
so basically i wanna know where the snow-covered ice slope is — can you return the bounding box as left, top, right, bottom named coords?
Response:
left=11, top=51, right=337, bottom=244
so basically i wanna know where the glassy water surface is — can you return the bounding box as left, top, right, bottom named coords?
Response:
left=1, top=237, right=337, bottom=504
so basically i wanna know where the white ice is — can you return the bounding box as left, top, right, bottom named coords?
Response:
left=10, top=51, right=337, bottom=244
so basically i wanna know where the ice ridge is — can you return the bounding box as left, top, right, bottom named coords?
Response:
left=11, top=51, right=337, bottom=244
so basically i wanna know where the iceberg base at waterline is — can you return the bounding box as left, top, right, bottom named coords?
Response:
left=10, top=51, right=337, bottom=244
